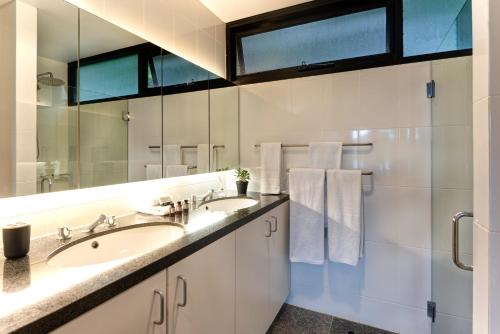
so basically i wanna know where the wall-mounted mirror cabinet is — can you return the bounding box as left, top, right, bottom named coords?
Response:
left=0, top=0, right=239, bottom=199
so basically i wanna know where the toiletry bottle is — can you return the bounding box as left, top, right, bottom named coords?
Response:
left=175, top=201, right=183, bottom=215
left=169, top=203, right=176, bottom=216
left=182, top=200, right=189, bottom=213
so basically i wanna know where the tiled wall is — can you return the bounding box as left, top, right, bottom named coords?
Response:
left=65, top=0, right=226, bottom=77
left=238, top=58, right=471, bottom=333
left=471, top=1, right=500, bottom=333
left=430, top=57, right=473, bottom=334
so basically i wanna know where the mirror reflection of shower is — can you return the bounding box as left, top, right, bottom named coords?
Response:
left=36, top=70, right=72, bottom=194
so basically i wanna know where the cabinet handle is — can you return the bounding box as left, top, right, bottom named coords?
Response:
left=177, top=275, right=187, bottom=307
left=265, top=220, right=272, bottom=237
left=270, top=216, right=278, bottom=232
left=153, top=290, right=165, bottom=325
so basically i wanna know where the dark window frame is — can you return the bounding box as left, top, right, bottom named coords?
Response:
left=226, top=0, right=472, bottom=85
left=68, top=42, right=233, bottom=106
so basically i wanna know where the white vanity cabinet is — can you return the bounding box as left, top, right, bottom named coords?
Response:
left=167, top=232, right=236, bottom=334
left=235, top=202, right=290, bottom=334
left=51, top=270, right=167, bottom=334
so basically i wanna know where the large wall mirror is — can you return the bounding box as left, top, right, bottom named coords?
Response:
left=0, top=0, right=239, bottom=199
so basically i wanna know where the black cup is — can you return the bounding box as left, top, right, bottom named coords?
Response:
left=2, top=222, right=31, bottom=259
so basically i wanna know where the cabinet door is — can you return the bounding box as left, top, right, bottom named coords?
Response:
left=167, top=232, right=235, bottom=334
left=269, top=202, right=290, bottom=320
left=235, top=215, right=272, bottom=334
left=51, top=270, right=167, bottom=334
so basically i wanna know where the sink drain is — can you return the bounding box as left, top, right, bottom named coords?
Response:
left=91, top=241, right=99, bottom=249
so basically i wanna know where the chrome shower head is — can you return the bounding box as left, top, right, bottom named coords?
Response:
left=37, top=72, right=65, bottom=87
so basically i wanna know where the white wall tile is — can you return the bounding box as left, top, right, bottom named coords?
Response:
left=433, top=313, right=472, bottom=334
left=398, top=306, right=431, bottom=334
left=431, top=57, right=473, bottom=126
left=397, top=187, right=431, bottom=249
left=432, top=188, right=473, bottom=254
left=360, top=241, right=399, bottom=303
left=432, top=250, right=473, bottom=319
left=396, top=246, right=431, bottom=308
left=358, top=297, right=400, bottom=333
left=398, top=127, right=431, bottom=188
left=432, top=125, right=473, bottom=190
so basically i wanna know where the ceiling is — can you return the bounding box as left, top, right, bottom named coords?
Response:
left=24, top=0, right=145, bottom=63
left=199, top=0, right=313, bottom=23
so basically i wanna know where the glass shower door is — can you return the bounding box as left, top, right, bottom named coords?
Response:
left=430, top=55, right=473, bottom=334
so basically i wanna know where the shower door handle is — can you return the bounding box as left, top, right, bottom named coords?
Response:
left=452, top=211, right=473, bottom=271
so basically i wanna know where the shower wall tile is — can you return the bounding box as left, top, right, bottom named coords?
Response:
left=432, top=188, right=473, bottom=254
left=431, top=57, right=473, bottom=126
left=237, top=60, right=443, bottom=333
left=431, top=250, right=473, bottom=319
left=432, top=313, right=472, bottom=334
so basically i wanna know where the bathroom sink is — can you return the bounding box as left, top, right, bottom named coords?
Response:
left=201, top=197, right=258, bottom=213
left=47, top=224, right=184, bottom=268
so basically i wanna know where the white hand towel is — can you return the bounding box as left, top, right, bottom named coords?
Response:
left=165, top=165, right=188, bottom=177
left=260, top=143, right=282, bottom=194
left=309, top=142, right=342, bottom=169
left=289, top=168, right=326, bottom=265
left=163, top=145, right=181, bottom=165
left=146, top=164, right=162, bottom=180
left=327, top=169, right=363, bottom=266
left=197, top=144, right=214, bottom=173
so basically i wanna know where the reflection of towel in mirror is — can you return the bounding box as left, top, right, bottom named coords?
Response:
left=146, top=164, right=162, bottom=180
left=165, top=165, right=188, bottom=177
left=197, top=144, right=215, bottom=173
left=163, top=145, right=181, bottom=165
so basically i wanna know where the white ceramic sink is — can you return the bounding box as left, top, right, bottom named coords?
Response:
left=202, top=197, right=258, bottom=212
left=47, top=224, right=184, bottom=268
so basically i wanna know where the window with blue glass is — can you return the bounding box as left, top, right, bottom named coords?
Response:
left=227, top=0, right=472, bottom=84
left=237, top=7, right=388, bottom=76
left=403, top=0, right=472, bottom=57
left=148, top=53, right=209, bottom=88
left=79, top=54, right=139, bottom=102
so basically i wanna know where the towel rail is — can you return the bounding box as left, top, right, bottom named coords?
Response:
left=144, top=165, right=197, bottom=170
left=254, top=143, right=372, bottom=148
left=148, top=145, right=225, bottom=149
left=286, top=168, right=373, bottom=176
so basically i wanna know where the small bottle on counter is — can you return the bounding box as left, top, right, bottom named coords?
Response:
left=175, top=201, right=183, bottom=215
left=169, top=203, right=176, bottom=216
left=182, top=199, right=189, bottom=213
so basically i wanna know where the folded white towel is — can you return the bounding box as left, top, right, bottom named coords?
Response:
left=146, top=164, right=162, bottom=180
left=289, top=168, right=326, bottom=265
left=163, top=145, right=181, bottom=165
left=166, top=165, right=188, bottom=177
left=309, top=142, right=342, bottom=169
left=327, top=169, right=363, bottom=266
left=260, top=143, right=282, bottom=194
left=197, top=144, right=214, bottom=173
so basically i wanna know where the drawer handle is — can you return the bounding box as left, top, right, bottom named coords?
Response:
left=265, top=220, right=272, bottom=237
left=177, top=275, right=187, bottom=307
left=270, top=216, right=278, bottom=232
left=153, top=290, right=165, bottom=325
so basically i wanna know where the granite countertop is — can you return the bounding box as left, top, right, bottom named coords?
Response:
left=0, top=192, right=289, bottom=333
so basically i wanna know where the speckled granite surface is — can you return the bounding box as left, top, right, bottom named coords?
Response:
left=0, top=192, right=288, bottom=334
left=267, top=304, right=397, bottom=334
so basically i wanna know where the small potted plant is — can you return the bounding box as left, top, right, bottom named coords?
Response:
left=235, top=168, right=250, bottom=195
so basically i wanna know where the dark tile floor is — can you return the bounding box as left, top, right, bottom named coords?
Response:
left=267, top=304, right=397, bottom=334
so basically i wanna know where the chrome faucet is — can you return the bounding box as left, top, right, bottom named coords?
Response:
left=87, top=214, right=116, bottom=233
left=200, top=189, right=215, bottom=203
left=41, top=176, right=53, bottom=193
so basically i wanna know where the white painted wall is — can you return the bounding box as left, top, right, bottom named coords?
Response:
left=471, top=1, right=500, bottom=333
left=236, top=58, right=471, bottom=333
left=64, top=0, right=226, bottom=78
left=0, top=1, right=16, bottom=198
